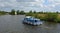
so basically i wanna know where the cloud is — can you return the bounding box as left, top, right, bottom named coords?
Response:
left=0, top=0, right=60, bottom=12
left=17, top=0, right=35, bottom=2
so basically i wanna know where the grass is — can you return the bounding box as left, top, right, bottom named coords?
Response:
left=26, top=13, right=60, bottom=23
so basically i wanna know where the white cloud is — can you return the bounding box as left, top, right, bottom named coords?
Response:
left=0, top=0, right=60, bottom=12
left=0, top=0, right=20, bottom=7
left=0, top=0, right=45, bottom=8
left=0, top=3, right=5, bottom=7
left=35, top=0, right=40, bottom=2
left=54, top=0, right=60, bottom=3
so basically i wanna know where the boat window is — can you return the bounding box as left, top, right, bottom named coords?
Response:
left=35, top=20, right=40, bottom=22
left=35, top=20, right=37, bottom=22
left=24, top=18, right=29, bottom=20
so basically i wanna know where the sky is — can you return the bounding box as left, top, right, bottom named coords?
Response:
left=0, top=0, right=60, bottom=12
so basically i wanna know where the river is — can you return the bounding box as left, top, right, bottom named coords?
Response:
left=0, top=15, right=60, bottom=33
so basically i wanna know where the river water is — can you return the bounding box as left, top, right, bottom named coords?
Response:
left=0, top=15, right=60, bottom=33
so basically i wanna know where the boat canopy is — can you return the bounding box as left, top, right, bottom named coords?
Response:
left=25, top=16, right=32, bottom=18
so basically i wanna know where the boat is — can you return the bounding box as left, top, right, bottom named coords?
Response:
left=23, top=16, right=43, bottom=26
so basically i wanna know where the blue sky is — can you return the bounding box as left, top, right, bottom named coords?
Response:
left=0, top=0, right=60, bottom=12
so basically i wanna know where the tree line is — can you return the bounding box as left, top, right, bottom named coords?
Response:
left=0, top=9, right=60, bottom=15
left=9, top=9, right=25, bottom=15
left=0, top=9, right=25, bottom=15
left=0, top=9, right=60, bottom=22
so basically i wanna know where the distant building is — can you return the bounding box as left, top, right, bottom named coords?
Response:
left=15, top=11, right=17, bottom=15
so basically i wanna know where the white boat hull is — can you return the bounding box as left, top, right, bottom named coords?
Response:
left=23, top=20, right=42, bottom=26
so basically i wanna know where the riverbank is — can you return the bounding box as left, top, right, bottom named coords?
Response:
left=26, top=13, right=60, bottom=23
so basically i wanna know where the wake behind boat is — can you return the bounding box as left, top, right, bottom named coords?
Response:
left=23, top=16, right=43, bottom=26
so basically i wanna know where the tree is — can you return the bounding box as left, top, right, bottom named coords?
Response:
left=38, top=11, right=43, bottom=14
left=20, top=10, right=25, bottom=15
left=56, top=11, right=59, bottom=14
left=33, top=11, right=36, bottom=14
left=17, top=10, right=20, bottom=15
left=29, top=10, right=32, bottom=13
left=26, top=10, right=33, bottom=16
left=10, top=9, right=15, bottom=15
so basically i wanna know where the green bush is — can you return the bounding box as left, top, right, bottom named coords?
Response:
left=45, top=13, right=58, bottom=22
left=56, top=18, right=60, bottom=23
